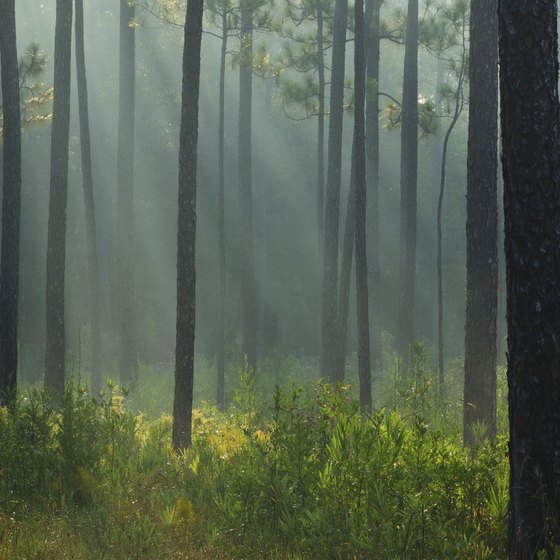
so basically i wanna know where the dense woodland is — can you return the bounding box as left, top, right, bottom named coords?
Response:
left=0, top=0, right=559, bottom=558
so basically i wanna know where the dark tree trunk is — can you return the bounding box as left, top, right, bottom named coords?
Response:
left=75, top=0, right=102, bottom=396
left=317, top=6, right=325, bottom=265
left=321, top=0, right=348, bottom=382
left=172, top=0, right=204, bottom=451
left=499, top=0, right=560, bottom=555
left=396, top=0, right=418, bottom=368
left=117, top=0, right=137, bottom=387
left=354, top=0, right=371, bottom=412
left=0, top=0, right=21, bottom=407
left=238, top=5, right=257, bottom=373
left=463, top=0, right=498, bottom=445
left=45, top=0, right=73, bottom=401
left=217, top=9, right=227, bottom=410
left=365, top=0, right=381, bottom=375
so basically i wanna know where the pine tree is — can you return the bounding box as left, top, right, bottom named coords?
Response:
left=500, top=0, right=560, bottom=553
left=172, top=0, right=204, bottom=451
left=45, top=0, right=73, bottom=401
left=0, top=0, right=22, bottom=407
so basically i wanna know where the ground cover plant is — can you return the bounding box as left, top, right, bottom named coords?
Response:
left=0, top=355, right=509, bottom=559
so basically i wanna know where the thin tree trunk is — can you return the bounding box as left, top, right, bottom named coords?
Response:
left=321, top=0, right=348, bottom=382
left=436, top=57, right=465, bottom=399
left=336, top=151, right=356, bottom=378
left=257, top=78, right=272, bottom=356
left=354, top=0, right=371, bottom=411
left=45, top=0, right=73, bottom=401
left=431, top=57, right=443, bottom=359
left=463, top=0, right=498, bottom=445
left=238, top=5, right=257, bottom=373
left=75, top=0, right=102, bottom=395
left=172, top=0, right=204, bottom=451
left=117, top=0, right=137, bottom=387
left=0, top=0, right=21, bottom=407
left=217, top=9, right=227, bottom=410
left=365, top=0, right=381, bottom=375
left=396, top=0, right=418, bottom=370
left=317, top=6, right=325, bottom=265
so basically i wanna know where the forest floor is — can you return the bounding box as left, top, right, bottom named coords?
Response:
left=0, top=354, right=509, bottom=559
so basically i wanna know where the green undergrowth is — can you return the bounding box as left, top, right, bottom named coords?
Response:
left=1, top=360, right=508, bottom=559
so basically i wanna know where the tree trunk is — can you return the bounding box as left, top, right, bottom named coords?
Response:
left=336, top=151, right=356, bottom=378
left=45, top=0, right=73, bottom=402
left=0, top=0, right=21, bottom=407
left=354, top=0, right=371, bottom=411
left=75, top=0, right=102, bottom=396
left=499, top=0, right=560, bottom=555
left=117, top=0, right=137, bottom=387
left=238, top=4, right=257, bottom=373
left=257, top=79, right=272, bottom=356
left=431, top=57, right=443, bottom=359
left=217, top=9, right=227, bottom=410
left=396, top=0, right=418, bottom=369
left=317, top=6, right=325, bottom=266
left=436, top=54, right=465, bottom=399
left=321, top=0, right=348, bottom=382
left=463, top=0, right=498, bottom=445
left=365, top=0, right=381, bottom=375
left=172, top=0, right=204, bottom=451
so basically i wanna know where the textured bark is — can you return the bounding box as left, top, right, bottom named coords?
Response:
left=117, top=0, right=137, bottom=387
left=464, top=0, right=498, bottom=445
left=321, top=0, right=348, bottom=382
left=354, top=0, right=371, bottom=412
left=238, top=5, right=257, bottom=373
left=396, top=0, right=418, bottom=368
left=75, top=0, right=102, bottom=395
left=45, top=0, right=73, bottom=401
left=365, top=0, right=381, bottom=375
left=0, top=0, right=21, bottom=407
left=499, top=0, right=560, bottom=555
left=217, top=9, right=227, bottom=410
left=172, top=0, right=203, bottom=451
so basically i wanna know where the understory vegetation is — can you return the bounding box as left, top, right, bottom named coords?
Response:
left=1, top=352, right=509, bottom=559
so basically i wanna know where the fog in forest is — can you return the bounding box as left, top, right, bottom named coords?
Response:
left=9, top=0, right=500, bottom=403
left=11, top=0, right=560, bottom=556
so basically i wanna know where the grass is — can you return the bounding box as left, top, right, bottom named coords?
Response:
left=1, top=348, right=509, bottom=559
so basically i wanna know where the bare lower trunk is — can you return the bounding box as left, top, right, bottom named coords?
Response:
left=217, top=10, right=227, bottom=410
left=0, top=0, right=21, bottom=407
left=172, top=0, right=204, bottom=451
left=336, top=152, right=356, bottom=378
left=463, top=0, right=498, bottom=445
left=354, top=0, right=371, bottom=411
left=499, top=1, right=560, bottom=554
left=238, top=6, right=257, bottom=373
left=117, top=0, right=137, bottom=387
left=45, top=0, right=73, bottom=402
left=75, top=0, right=102, bottom=395
left=321, top=0, right=348, bottom=382
left=396, top=0, right=418, bottom=370
left=365, top=0, right=381, bottom=375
